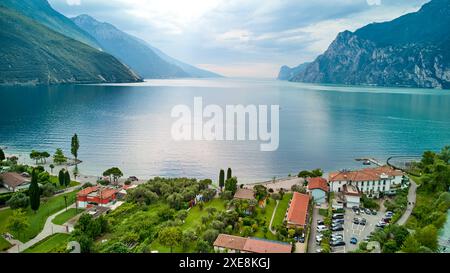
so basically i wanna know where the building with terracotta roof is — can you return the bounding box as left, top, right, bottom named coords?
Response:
left=285, top=192, right=311, bottom=229
left=307, top=177, right=329, bottom=204
left=213, top=234, right=292, bottom=253
left=0, top=172, right=31, bottom=192
left=77, top=186, right=118, bottom=208
left=328, top=166, right=404, bottom=198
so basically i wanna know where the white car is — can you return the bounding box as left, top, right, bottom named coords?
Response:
left=317, top=226, right=328, bottom=232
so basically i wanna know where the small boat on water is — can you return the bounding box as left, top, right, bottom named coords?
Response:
left=363, top=160, right=371, bottom=165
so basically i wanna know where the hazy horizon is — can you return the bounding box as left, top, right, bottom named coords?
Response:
left=50, top=0, right=428, bottom=78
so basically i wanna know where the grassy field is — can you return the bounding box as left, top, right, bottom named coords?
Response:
left=23, top=233, right=70, bottom=253
left=0, top=236, right=12, bottom=251
left=253, top=198, right=278, bottom=240
left=52, top=208, right=83, bottom=225
left=0, top=191, right=76, bottom=242
left=182, top=199, right=228, bottom=231
left=271, top=193, right=292, bottom=228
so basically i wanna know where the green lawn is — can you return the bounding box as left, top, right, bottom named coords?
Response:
left=0, top=191, right=76, bottom=242
left=0, top=236, right=12, bottom=251
left=182, top=199, right=228, bottom=231
left=23, top=233, right=70, bottom=253
left=52, top=208, right=84, bottom=225
left=49, top=176, right=80, bottom=189
left=253, top=198, right=278, bottom=240
left=271, top=193, right=293, bottom=228
left=319, top=208, right=328, bottom=217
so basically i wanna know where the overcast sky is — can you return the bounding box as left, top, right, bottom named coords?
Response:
left=49, top=0, right=428, bottom=78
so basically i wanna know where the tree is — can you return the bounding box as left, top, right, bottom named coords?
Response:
left=202, top=229, right=219, bottom=244
left=310, top=169, right=323, bottom=177
left=53, top=148, right=67, bottom=165
left=103, top=167, right=123, bottom=184
left=71, top=134, right=80, bottom=160
left=29, top=169, right=41, bottom=213
left=196, top=240, right=211, bottom=253
left=382, top=239, right=398, bottom=253
left=298, top=170, right=311, bottom=178
left=439, top=146, right=450, bottom=164
left=219, top=169, right=225, bottom=190
left=64, top=170, right=71, bottom=187
left=7, top=209, right=29, bottom=241
left=254, top=185, right=268, bottom=201
left=41, top=152, right=50, bottom=164
left=7, top=192, right=29, bottom=209
left=225, top=177, right=238, bottom=195
left=226, top=168, right=232, bottom=180
left=181, top=230, right=197, bottom=251
left=421, top=151, right=436, bottom=166
left=401, top=235, right=421, bottom=253
left=0, top=148, right=5, bottom=161
left=415, top=225, right=438, bottom=251
left=58, top=169, right=65, bottom=187
left=29, top=150, right=41, bottom=164
left=49, top=164, right=55, bottom=174
left=167, top=193, right=184, bottom=210
left=158, top=227, right=182, bottom=253
left=41, top=183, right=56, bottom=197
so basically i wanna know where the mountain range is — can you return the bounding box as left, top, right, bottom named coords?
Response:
left=0, top=0, right=220, bottom=85
left=72, top=15, right=221, bottom=79
left=0, top=6, right=141, bottom=85
left=279, top=0, right=450, bottom=89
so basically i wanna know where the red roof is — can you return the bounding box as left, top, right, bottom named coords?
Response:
left=213, top=234, right=291, bottom=253
left=286, top=192, right=310, bottom=226
left=329, top=166, right=403, bottom=182
left=98, top=188, right=117, bottom=199
left=243, top=238, right=292, bottom=253
left=77, top=186, right=98, bottom=196
left=307, top=177, right=329, bottom=192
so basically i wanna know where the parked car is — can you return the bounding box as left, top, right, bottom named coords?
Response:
left=385, top=211, right=394, bottom=217
left=382, top=217, right=392, bottom=223
left=332, top=213, right=344, bottom=219
left=352, top=206, right=360, bottom=212
left=331, top=226, right=344, bottom=232
left=317, top=225, right=328, bottom=232
left=365, top=208, right=372, bottom=214
left=128, top=176, right=139, bottom=181
left=332, top=219, right=345, bottom=224
left=376, top=221, right=387, bottom=228
left=353, top=218, right=360, bottom=224
left=371, top=210, right=378, bottom=215
left=316, top=248, right=323, bottom=253
left=355, top=210, right=361, bottom=215
left=317, top=220, right=325, bottom=226
left=350, top=237, right=358, bottom=244
left=298, top=237, right=305, bottom=243
left=360, top=218, right=367, bottom=225
left=331, top=240, right=346, bottom=247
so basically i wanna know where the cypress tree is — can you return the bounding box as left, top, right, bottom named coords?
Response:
left=71, top=134, right=80, bottom=160
left=64, top=171, right=71, bottom=187
left=226, top=168, right=232, bottom=180
left=219, top=169, right=225, bottom=190
left=29, top=169, right=40, bottom=212
left=0, top=148, right=5, bottom=161
left=58, top=169, right=65, bottom=187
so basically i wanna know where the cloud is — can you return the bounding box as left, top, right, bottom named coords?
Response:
left=48, top=0, right=428, bottom=78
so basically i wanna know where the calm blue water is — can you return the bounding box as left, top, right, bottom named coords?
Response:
left=0, top=78, right=449, bottom=182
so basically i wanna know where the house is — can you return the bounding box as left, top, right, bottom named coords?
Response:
left=343, top=184, right=361, bottom=208
left=328, top=166, right=403, bottom=197
left=76, top=186, right=118, bottom=208
left=213, top=234, right=292, bottom=253
left=0, top=172, right=31, bottom=192
left=285, top=192, right=311, bottom=229
left=307, top=177, right=329, bottom=204
left=233, top=188, right=256, bottom=201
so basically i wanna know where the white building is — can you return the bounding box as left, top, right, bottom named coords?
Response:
left=328, top=166, right=403, bottom=198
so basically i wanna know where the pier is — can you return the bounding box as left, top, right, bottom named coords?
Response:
left=355, top=157, right=383, bottom=166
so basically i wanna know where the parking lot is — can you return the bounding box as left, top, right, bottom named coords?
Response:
left=333, top=208, right=385, bottom=253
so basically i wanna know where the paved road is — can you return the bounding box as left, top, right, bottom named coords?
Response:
left=307, top=207, right=321, bottom=253
left=6, top=205, right=74, bottom=253
left=397, top=181, right=417, bottom=226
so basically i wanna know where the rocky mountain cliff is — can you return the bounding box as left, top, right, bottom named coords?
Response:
left=283, top=0, right=450, bottom=89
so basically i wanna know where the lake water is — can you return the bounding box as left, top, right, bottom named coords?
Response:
left=0, top=78, right=449, bottom=182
